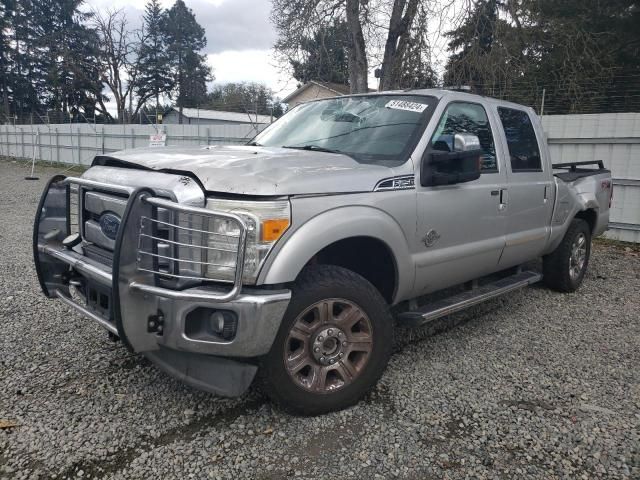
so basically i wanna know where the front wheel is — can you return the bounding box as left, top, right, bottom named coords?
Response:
left=543, top=218, right=592, bottom=292
left=260, top=265, right=393, bottom=415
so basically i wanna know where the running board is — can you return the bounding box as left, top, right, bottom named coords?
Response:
left=396, top=271, right=542, bottom=328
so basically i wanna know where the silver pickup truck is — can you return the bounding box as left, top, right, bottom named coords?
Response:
left=34, top=89, right=612, bottom=414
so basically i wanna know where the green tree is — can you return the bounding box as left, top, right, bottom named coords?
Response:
left=205, top=82, right=284, bottom=118
left=289, top=21, right=349, bottom=85
left=444, top=0, right=501, bottom=93
left=0, top=0, right=13, bottom=117
left=6, top=0, right=41, bottom=120
left=136, top=0, right=174, bottom=118
left=395, top=4, right=437, bottom=89
left=163, top=0, right=212, bottom=118
left=444, top=0, right=640, bottom=114
left=33, top=0, right=103, bottom=120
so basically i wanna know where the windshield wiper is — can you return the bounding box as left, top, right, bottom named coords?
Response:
left=247, top=141, right=262, bottom=146
left=282, top=144, right=342, bottom=154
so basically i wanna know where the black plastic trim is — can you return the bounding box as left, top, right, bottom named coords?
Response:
left=111, top=187, right=155, bottom=352
left=32, top=175, right=68, bottom=297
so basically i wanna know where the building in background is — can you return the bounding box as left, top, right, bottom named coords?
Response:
left=163, top=108, right=272, bottom=126
left=282, top=81, right=351, bottom=108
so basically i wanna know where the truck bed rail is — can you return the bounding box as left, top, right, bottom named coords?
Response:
left=552, top=160, right=605, bottom=171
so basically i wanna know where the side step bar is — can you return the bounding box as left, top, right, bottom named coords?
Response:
left=396, top=271, right=542, bottom=328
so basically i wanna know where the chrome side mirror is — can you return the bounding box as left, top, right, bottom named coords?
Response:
left=453, top=133, right=481, bottom=152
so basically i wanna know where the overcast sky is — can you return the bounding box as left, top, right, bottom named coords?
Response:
left=85, top=0, right=298, bottom=99
left=84, top=0, right=460, bottom=109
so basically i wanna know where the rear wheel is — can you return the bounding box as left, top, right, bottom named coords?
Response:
left=543, top=218, right=591, bottom=292
left=261, top=265, right=393, bottom=415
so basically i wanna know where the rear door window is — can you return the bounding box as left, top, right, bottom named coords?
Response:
left=497, top=108, right=542, bottom=172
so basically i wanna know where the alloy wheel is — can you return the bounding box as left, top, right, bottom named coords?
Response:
left=283, top=298, right=373, bottom=394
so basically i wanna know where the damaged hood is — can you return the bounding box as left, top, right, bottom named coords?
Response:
left=95, top=145, right=400, bottom=196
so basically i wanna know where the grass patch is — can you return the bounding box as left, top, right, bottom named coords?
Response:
left=0, top=156, right=88, bottom=174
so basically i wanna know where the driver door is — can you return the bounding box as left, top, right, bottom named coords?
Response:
left=413, top=101, right=508, bottom=296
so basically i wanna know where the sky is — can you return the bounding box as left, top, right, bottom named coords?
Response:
left=85, top=0, right=299, bottom=99
left=84, top=0, right=461, bottom=109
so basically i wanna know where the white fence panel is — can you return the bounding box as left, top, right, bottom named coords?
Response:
left=542, top=113, right=640, bottom=243
left=0, top=123, right=265, bottom=167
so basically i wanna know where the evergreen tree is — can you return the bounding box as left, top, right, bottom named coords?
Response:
left=0, top=0, right=13, bottom=117
left=51, top=2, right=103, bottom=120
left=444, top=0, right=500, bottom=94
left=289, top=21, right=349, bottom=85
left=7, top=0, right=41, bottom=120
left=205, top=82, right=284, bottom=118
left=136, top=0, right=173, bottom=118
left=444, top=0, right=640, bottom=113
left=396, top=4, right=437, bottom=89
left=163, top=0, right=212, bottom=118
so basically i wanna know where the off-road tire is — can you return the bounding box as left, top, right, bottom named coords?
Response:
left=543, top=218, right=591, bottom=292
left=260, top=265, right=393, bottom=416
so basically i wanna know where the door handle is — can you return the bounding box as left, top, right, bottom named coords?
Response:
left=490, top=190, right=499, bottom=196
left=499, top=188, right=508, bottom=211
left=544, top=185, right=549, bottom=203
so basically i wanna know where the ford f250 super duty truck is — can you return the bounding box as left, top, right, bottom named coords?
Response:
left=34, top=89, right=612, bottom=414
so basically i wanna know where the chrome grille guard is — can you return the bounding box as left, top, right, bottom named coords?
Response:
left=132, top=196, right=248, bottom=302
left=35, top=176, right=249, bottom=304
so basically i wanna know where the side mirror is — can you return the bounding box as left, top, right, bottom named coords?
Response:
left=421, top=133, right=483, bottom=187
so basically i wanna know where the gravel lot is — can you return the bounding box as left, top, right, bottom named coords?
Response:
left=0, top=158, right=638, bottom=480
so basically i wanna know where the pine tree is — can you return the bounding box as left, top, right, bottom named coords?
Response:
left=136, top=0, right=173, bottom=120
left=443, top=0, right=500, bottom=94
left=289, top=21, right=349, bottom=85
left=205, top=82, right=284, bottom=118
left=7, top=0, right=40, bottom=120
left=396, top=5, right=437, bottom=89
left=32, top=0, right=103, bottom=120
left=0, top=0, right=13, bottom=117
left=162, top=0, right=212, bottom=119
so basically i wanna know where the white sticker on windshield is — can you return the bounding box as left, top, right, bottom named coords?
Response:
left=385, top=100, right=428, bottom=113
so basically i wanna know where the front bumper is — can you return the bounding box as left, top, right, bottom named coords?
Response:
left=42, top=241, right=290, bottom=357
left=34, top=174, right=290, bottom=395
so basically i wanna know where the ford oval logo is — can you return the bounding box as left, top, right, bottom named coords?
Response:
left=99, top=212, right=121, bottom=240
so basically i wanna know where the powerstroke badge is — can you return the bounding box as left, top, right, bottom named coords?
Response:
left=385, top=100, right=428, bottom=113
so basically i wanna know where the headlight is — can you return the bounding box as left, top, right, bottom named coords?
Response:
left=204, top=198, right=290, bottom=283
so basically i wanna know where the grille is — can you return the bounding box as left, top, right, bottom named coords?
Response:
left=82, top=190, right=128, bottom=253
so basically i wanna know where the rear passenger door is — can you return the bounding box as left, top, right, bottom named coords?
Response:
left=495, top=107, right=554, bottom=268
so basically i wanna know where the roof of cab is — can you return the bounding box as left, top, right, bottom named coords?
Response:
left=346, top=88, right=536, bottom=113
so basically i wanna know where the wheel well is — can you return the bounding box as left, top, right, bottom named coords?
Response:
left=305, top=237, right=397, bottom=304
left=575, top=209, right=597, bottom=233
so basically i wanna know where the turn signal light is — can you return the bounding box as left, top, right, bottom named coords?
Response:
left=261, top=219, right=290, bottom=242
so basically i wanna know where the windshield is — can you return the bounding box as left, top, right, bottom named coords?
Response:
left=252, top=94, right=437, bottom=165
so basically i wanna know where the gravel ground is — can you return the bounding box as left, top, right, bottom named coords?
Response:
left=0, top=158, right=638, bottom=480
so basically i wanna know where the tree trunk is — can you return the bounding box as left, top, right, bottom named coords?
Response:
left=379, top=0, right=419, bottom=91
left=345, top=0, right=368, bottom=93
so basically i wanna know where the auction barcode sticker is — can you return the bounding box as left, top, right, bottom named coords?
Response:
left=385, top=100, right=428, bottom=113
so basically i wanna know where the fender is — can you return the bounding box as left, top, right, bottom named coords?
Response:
left=259, top=205, right=415, bottom=304
left=546, top=178, right=602, bottom=254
